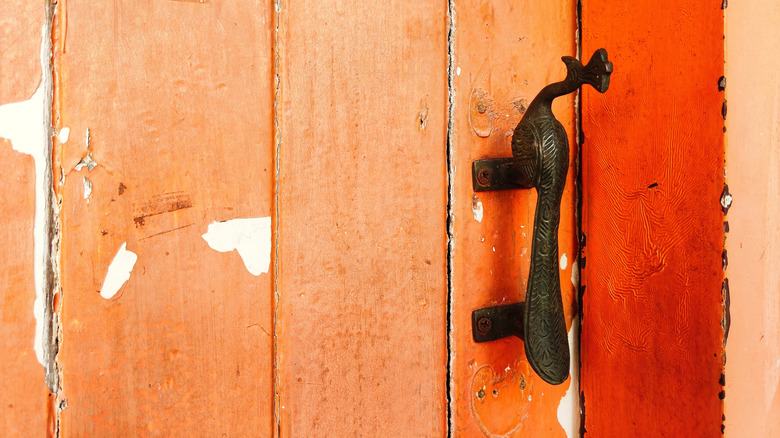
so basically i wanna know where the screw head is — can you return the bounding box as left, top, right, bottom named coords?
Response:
left=476, top=317, right=493, bottom=335
left=477, top=103, right=487, bottom=114
left=476, top=168, right=492, bottom=186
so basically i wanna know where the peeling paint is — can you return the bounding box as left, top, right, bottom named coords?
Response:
left=557, top=316, right=580, bottom=438
left=82, top=176, right=92, bottom=200
left=57, top=127, right=69, bottom=143
left=100, top=242, right=138, bottom=299
left=471, top=194, right=483, bottom=222
left=0, top=23, right=54, bottom=367
left=720, top=185, right=732, bottom=212
left=74, top=151, right=97, bottom=172
left=571, top=260, right=579, bottom=287
left=202, top=217, right=272, bottom=276
left=560, top=253, right=568, bottom=270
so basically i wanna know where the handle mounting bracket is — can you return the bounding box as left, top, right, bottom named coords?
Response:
left=472, top=302, right=525, bottom=343
left=472, top=158, right=535, bottom=192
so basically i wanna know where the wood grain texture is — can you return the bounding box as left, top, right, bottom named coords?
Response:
left=0, top=1, right=54, bottom=435
left=275, top=1, right=449, bottom=435
left=449, top=1, right=578, bottom=435
left=581, top=1, right=725, bottom=435
left=53, top=1, right=276, bottom=436
left=724, top=1, right=780, bottom=435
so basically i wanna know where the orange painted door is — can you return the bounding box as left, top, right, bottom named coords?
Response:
left=0, top=0, right=732, bottom=437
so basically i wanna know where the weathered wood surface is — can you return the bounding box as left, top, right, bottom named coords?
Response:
left=54, top=1, right=276, bottom=435
left=449, top=1, right=579, bottom=436
left=275, top=1, right=449, bottom=435
left=0, top=1, right=54, bottom=435
left=580, top=1, right=725, bottom=435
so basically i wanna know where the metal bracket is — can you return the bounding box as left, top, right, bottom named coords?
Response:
left=472, top=158, right=536, bottom=192
left=471, top=302, right=525, bottom=343
left=472, top=158, right=535, bottom=192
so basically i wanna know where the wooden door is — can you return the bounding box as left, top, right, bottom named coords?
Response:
left=1, top=0, right=765, bottom=437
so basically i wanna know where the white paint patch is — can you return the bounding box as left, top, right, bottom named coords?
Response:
left=57, top=127, right=69, bottom=143
left=202, top=217, right=272, bottom=276
left=100, top=242, right=138, bottom=299
left=557, top=316, right=580, bottom=438
left=721, top=191, right=733, bottom=209
left=456, top=66, right=462, bottom=76
left=0, top=23, right=53, bottom=365
left=571, top=260, right=579, bottom=287
left=560, top=253, right=568, bottom=270
left=82, top=177, right=92, bottom=200
left=472, top=195, right=484, bottom=222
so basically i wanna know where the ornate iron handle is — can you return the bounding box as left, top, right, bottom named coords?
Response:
left=471, top=49, right=613, bottom=385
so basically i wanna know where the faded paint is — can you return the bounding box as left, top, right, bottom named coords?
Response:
left=725, top=0, right=780, bottom=435
left=202, top=217, right=272, bottom=276
left=0, top=22, right=53, bottom=367
left=99, top=242, right=137, bottom=299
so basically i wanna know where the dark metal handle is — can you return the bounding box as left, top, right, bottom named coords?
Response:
left=471, top=49, right=613, bottom=385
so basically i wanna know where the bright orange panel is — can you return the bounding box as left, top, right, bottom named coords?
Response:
left=449, top=1, right=579, bottom=436
left=54, top=2, right=276, bottom=436
left=581, top=1, right=725, bottom=435
left=0, top=1, right=54, bottom=435
left=275, top=1, right=449, bottom=435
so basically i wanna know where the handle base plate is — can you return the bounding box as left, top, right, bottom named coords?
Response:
left=471, top=302, right=525, bottom=343
left=472, top=158, right=536, bottom=192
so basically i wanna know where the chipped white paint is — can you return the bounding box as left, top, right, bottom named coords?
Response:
left=557, top=316, right=580, bottom=438
left=57, top=127, right=69, bottom=143
left=0, top=23, right=53, bottom=366
left=571, top=260, right=579, bottom=287
left=82, top=177, right=92, bottom=200
left=721, top=191, right=733, bottom=209
left=100, top=242, right=138, bottom=299
left=472, top=195, right=484, bottom=222
left=74, top=151, right=97, bottom=172
left=202, top=217, right=272, bottom=276
left=560, top=253, right=568, bottom=270
left=456, top=66, right=462, bottom=76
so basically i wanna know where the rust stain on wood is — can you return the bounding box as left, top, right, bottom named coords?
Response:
left=133, top=192, right=193, bottom=227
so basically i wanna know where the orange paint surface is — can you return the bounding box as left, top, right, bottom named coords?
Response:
left=581, top=1, right=725, bottom=436
left=0, top=1, right=54, bottom=436
left=724, top=1, right=780, bottom=435
left=53, top=1, right=276, bottom=435
left=449, top=1, right=578, bottom=436
left=275, top=2, right=449, bottom=435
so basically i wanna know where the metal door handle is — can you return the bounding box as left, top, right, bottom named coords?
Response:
left=470, top=49, right=612, bottom=385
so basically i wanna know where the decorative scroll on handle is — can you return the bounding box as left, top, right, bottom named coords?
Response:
left=471, top=49, right=613, bottom=385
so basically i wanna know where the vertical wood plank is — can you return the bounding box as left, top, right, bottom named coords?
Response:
left=275, top=1, right=449, bottom=435
left=449, top=1, right=578, bottom=436
left=54, top=1, right=276, bottom=436
left=0, top=1, right=54, bottom=435
left=724, top=1, right=780, bottom=435
left=581, top=1, right=725, bottom=435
